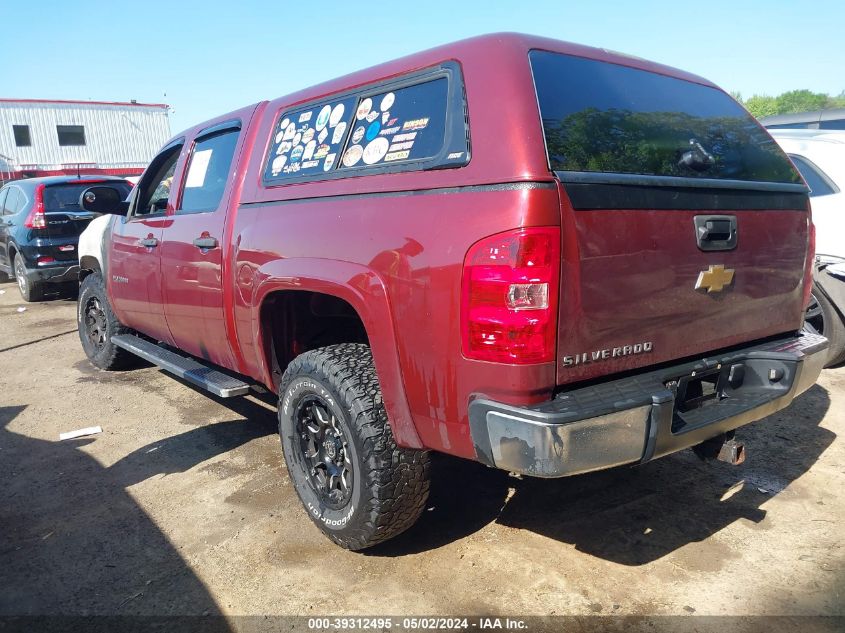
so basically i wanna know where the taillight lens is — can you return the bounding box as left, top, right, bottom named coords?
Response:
left=802, top=219, right=816, bottom=309
left=461, top=227, right=560, bottom=363
left=24, top=184, right=46, bottom=229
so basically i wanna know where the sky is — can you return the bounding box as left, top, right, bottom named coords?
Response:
left=5, top=0, right=844, bottom=133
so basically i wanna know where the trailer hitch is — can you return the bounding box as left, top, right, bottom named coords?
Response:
left=692, top=430, right=746, bottom=465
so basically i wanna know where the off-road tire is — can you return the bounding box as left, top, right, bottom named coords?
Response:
left=14, top=253, right=43, bottom=302
left=77, top=273, right=136, bottom=370
left=811, top=286, right=845, bottom=367
left=278, top=343, right=430, bottom=550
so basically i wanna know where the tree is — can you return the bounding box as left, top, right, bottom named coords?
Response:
left=744, top=95, right=778, bottom=118
left=737, top=89, right=845, bottom=119
left=775, top=89, right=829, bottom=114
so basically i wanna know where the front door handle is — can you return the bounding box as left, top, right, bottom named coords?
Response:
left=139, top=236, right=159, bottom=248
left=193, top=235, right=218, bottom=249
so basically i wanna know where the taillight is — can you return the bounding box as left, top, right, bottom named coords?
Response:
left=461, top=227, right=560, bottom=364
left=24, top=184, right=46, bottom=229
left=802, top=219, right=816, bottom=309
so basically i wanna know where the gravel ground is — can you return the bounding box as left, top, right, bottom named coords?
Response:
left=0, top=279, right=842, bottom=625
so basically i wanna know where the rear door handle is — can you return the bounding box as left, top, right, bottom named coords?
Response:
left=193, top=236, right=218, bottom=249
left=139, top=237, right=159, bottom=248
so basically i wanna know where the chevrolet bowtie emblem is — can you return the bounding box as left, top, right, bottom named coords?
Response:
left=695, top=264, right=735, bottom=293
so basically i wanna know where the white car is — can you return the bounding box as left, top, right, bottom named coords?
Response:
left=770, top=129, right=845, bottom=366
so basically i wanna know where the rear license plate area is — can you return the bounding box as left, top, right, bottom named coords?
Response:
left=666, top=367, right=724, bottom=432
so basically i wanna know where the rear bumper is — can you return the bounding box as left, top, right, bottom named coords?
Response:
left=23, top=262, right=80, bottom=284
left=468, top=331, right=828, bottom=478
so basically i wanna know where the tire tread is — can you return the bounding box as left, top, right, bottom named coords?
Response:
left=279, top=343, right=430, bottom=550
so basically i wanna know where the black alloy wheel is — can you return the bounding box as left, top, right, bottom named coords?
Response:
left=83, top=295, right=108, bottom=352
left=294, top=395, right=354, bottom=510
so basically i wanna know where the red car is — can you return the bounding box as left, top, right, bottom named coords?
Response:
left=77, top=33, right=825, bottom=549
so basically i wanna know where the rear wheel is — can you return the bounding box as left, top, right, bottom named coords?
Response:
left=77, top=273, right=136, bottom=370
left=805, top=285, right=845, bottom=367
left=278, top=343, right=430, bottom=550
left=13, top=253, right=43, bottom=302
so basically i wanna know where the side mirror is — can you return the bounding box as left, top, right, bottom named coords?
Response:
left=79, top=186, right=130, bottom=215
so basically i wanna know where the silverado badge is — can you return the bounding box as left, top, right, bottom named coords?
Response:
left=695, top=264, right=735, bottom=293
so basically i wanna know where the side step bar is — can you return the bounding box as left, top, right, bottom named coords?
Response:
left=111, top=334, right=251, bottom=398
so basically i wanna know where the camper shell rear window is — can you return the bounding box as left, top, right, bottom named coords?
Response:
left=530, top=50, right=802, bottom=186
left=263, top=63, right=469, bottom=185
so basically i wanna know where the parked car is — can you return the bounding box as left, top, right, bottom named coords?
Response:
left=77, top=33, right=826, bottom=550
left=0, top=176, right=133, bottom=301
left=769, top=129, right=845, bottom=366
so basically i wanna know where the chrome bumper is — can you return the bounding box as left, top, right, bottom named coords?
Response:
left=468, top=331, right=828, bottom=478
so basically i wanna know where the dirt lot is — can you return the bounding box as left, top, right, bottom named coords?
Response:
left=1, top=279, right=843, bottom=622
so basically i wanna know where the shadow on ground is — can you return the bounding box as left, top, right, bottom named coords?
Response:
left=371, top=384, right=835, bottom=563
left=1, top=375, right=835, bottom=618
left=0, top=404, right=253, bottom=620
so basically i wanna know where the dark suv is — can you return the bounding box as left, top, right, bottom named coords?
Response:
left=0, top=176, right=133, bottom=301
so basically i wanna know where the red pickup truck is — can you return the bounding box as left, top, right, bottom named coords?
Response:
left=76, top=33, right=826, bottom=550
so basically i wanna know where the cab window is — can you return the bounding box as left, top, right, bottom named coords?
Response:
left=179, top=127, right=240, bottom=214
left=134, top=143, right=182, bottom=216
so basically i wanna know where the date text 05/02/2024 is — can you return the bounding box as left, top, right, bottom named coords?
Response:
left=307, top=617, right=528, bottom=630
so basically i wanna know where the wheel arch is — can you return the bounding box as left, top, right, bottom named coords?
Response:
left=8, top=241, right=19, bottom=267
left=252, top=259, right=423, bottom=449
left=79, top=255, right=101, bottom=281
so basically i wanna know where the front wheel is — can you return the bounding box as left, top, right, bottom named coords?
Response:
left=77, top=273, right=136, bottom=370
left=278, top=343, right=430, bottom=550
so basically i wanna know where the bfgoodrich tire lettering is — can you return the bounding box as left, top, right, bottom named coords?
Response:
left=77, top=273, right=136, bottom=370
left=278, top=343, right=430, bottom=550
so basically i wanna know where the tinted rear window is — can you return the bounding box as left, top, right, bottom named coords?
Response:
left=530, top=51, right=801, bottom=184
left=43, top=181, right=132, bottom=212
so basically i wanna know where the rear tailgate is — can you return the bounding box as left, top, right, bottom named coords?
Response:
left=529, top=51, right=812, bottom=385
left=42, top=180, right=132, bottom=262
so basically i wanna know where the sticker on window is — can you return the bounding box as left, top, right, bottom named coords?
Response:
left=265, top=95, right=358, bottom=180
left=185, top=149, right=213, bottom=188
left=339, top=78, right=448, bottom=170
left=263, top=65, right=468, bottom=183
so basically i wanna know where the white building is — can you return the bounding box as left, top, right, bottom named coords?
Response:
left=0, top=99, right=170, bottom=183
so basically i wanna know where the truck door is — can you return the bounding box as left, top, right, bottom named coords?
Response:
left=108, top=140, right=185, bottom=344
left=158, top=119, right=244, bottom=367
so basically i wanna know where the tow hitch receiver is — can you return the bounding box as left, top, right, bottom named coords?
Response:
left=692, top=430, right=746, bottom=465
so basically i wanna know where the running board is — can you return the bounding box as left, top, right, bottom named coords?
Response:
left=111, top=334, right=251, bottom=398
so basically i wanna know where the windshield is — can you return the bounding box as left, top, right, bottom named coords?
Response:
left=530, top=50, right=801, bottom=184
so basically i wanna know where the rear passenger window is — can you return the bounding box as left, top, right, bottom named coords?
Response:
left=180, top=127, right=240, bottom=214
left=3, top=188, right=20, bottom=215
left=263, top=64, right=468, bottom=185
